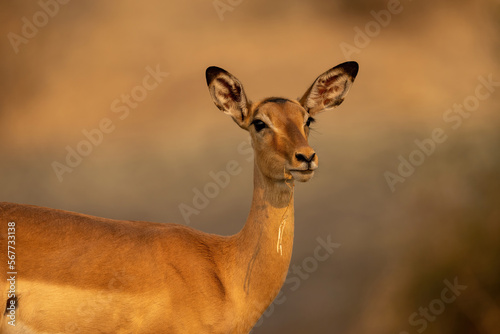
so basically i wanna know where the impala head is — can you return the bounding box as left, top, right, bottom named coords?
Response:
left=206, top=62, right=358, bottom=183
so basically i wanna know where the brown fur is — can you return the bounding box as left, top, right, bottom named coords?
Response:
left=1, top=62, right=358, bottom=333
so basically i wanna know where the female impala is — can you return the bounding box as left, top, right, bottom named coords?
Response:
left=1, top=61, right=358, bottom=333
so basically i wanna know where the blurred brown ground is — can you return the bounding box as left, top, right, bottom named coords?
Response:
left=1, top=0, right=499, bottom=333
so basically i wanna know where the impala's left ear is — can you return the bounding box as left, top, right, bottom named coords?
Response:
left=299, top=61, right=359, bottom=116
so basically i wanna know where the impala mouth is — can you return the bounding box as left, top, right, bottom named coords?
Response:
left=290, top=169, right=315, bottom=174
left=289, top=168, right=316, bottom=182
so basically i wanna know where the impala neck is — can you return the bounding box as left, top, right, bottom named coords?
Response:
left=233, top=162, right=295, bottom=319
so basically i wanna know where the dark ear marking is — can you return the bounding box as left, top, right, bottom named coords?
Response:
left=206, top=66, right=250, bottom=128
left=215, top=77, right=242, bottom=113
left=206, top=66, right=225, bottom=85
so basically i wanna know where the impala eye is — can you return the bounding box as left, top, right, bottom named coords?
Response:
left=252, top=119, right=268, bottom=132
left=306, top=117, right=316, bottom=127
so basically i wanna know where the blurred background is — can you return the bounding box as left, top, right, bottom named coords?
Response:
left=1, top=0, right=499, bottom=333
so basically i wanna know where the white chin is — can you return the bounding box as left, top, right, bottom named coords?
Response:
left=290, top=170, right=315, bottom=182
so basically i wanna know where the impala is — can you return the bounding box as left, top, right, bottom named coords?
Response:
left=1, top=61, right=358, bottom=333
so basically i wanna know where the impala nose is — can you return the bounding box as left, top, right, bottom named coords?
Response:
left=295, top=152, right=316, bottom=163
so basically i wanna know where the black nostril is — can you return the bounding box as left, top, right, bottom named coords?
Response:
left=295, top=152, right=316, bottom=163
left=295, top=153, right=306, bottom=162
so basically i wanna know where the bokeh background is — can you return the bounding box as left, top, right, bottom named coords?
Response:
left=1, top=0, right=499, bottom=333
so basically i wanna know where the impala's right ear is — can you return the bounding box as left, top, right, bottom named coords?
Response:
left=206, top=66, right=250, bottom=129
